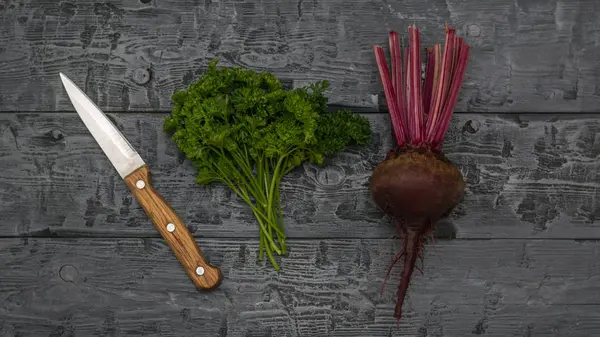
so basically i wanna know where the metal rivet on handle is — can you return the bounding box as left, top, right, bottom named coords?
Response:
left=136, top=180, right=145, bottom=189
left=195, top=266, right=205, bottom=276
left=166, top=223, right=175, bottom=232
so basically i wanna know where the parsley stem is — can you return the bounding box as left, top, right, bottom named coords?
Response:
left=259, top=228, right=265, bottom=261
left=250, top=205, right=282, bottom=256
left=209, top=157, right=283, bottom=257
left=266, top=155, right=286, bottom=243
left=262, top=230, right=279, bottom=270
left=250, top=203, right=285, bottom=237
left=230, top=147, right=266, bottom=204
left=215, top=147, right=266, bottom=206
left=252, top=207, right=281, bottom=270
left=273, top=178, right=286, bottom=254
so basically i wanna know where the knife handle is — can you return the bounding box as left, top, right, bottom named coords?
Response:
left=124, top=165, right=222, bottom=290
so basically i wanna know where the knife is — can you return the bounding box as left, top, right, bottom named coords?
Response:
left=59, top=72, right=222, bottom=290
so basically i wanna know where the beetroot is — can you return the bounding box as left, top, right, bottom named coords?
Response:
left=370, top=25, right=470, bottom=320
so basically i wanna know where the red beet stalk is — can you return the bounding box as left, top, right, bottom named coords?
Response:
left=406, top=26, right=424, bottom=144
left=422, top=47, right=435, bottom=118
left=371, top=25, right=470, bottom=321
left=373, top=46, right=407, bottom=146
left=389, top=31, right=405, bottom=124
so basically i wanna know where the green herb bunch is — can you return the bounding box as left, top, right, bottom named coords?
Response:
left=164, top=59, right=372, bottom=270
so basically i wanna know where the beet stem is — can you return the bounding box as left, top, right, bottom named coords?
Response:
left=424, top=27, right=455, bottom=145
left=373, top=45, right=407, bottom=146
left=407, top=25, right=423, bottom=145
left=432, top=42, right=470, bottom=148
left=389, top=31, right=406, bottom=129
left=422, top=47, right=435, bottom=116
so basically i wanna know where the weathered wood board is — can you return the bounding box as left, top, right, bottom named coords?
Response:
left=1, top=0, right=600, bottom=112
left=1, top=237, right=600, bottom=337
left=1, top=112, right=600, bottom=239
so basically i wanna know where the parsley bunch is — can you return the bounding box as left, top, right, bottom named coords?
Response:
left=164, top=60, right=371, bottom=270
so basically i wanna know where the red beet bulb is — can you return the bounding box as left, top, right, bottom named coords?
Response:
left=371, top=25, right=470, bottom=321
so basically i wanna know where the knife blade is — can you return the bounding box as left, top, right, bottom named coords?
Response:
left=59, top=72, right=222, bottom=290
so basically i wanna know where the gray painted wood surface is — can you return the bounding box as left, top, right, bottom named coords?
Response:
left=2, top=0, right=600, bottom=336
left=3, top=238, right=600, bottom=337
left=1, top=0, right=600, bottom=112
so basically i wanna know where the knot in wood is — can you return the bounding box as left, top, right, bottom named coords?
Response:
left=467, top=24, right=481, bottom=37
left=544, top=91, right=556, bottom=100
left=132, top=68, right=151, bottom=85
left=50, top=129, right=64, bottom=140
left=59, top=264, right=79, bottom=283
left=316, top=166, right=346, bottom=188
left=462, top=120, right=480, bottom=134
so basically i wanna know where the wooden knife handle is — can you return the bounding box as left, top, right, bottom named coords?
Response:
left=124, top=165, right=222, bottom=290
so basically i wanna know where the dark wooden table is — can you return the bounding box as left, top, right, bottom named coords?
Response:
left=2, top=0, right=600, bottom=336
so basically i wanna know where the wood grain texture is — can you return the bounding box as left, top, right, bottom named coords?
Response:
left=2, top=112, right=600, bottom=239
left=123, top=165, right=223, bottom=290
left=1, top=237, right=600, bottom=337
left=1, top=0, right=600, bottom=112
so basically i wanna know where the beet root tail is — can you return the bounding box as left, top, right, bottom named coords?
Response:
left=394, top=230, right=423, bottom=320
left=381, top=235, right=407, bottom=295
left=381, top=220, right=409, bottom=296
left=381, top=249, right=404, bottom=296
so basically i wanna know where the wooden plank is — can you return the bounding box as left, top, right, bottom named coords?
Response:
left=1, top=0, right=600, bottom=113
left=2, top=112, right=600, bottom=239
left=1, top=238, right=600, bottom=336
